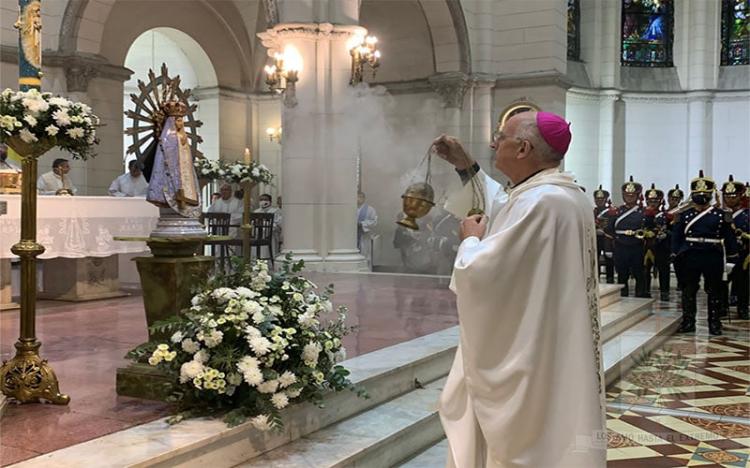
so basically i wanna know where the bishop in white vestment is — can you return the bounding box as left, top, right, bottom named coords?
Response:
left=434, top=111, right=605, bottom=468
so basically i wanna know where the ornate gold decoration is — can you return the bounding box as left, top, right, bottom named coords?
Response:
left=0, top=136, right=68, bottom=405
left=125, top=63, right=203, bottom=162
left=701, top=450, right=742, bottom=464
left=696, top=179, right=708, bottom=191
left=498, top=101, right=541, bottom=131
left=0, top=172, right=22, bottom=194
left=1, top=341, right=69, bottom=404
left=397, top=182, right=435, bottom=230
left=14, top=0, right=42, bottom=69
left=625, top=182, right=637, bottom=193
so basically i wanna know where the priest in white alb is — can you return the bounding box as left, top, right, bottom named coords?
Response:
left=108, top=160, right=148, bottom=197
left=433, top=111, right=605, bottom=468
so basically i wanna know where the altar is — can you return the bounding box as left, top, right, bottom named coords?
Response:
left=0, top=195, right=159, bottom=305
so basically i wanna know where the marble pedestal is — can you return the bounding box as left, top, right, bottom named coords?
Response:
left=0, top=259, right=19, bottom=310
left=38, top=255, right=126, bottom=302
left=117, top=240, right=212, bottom=400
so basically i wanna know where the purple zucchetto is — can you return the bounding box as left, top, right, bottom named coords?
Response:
left=536, top=111, right=572, bottom=156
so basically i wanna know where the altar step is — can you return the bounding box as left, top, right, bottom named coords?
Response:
left=236, top=377, right=446, bottom=468
left=15, top=286, right=678, bottom=468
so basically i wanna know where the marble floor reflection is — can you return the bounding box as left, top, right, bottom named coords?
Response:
left=0, top=272, right=457, bottom=466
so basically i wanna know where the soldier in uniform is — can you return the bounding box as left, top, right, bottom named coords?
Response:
left=672, top=171, right=738, bottom=335
left=644, top=184, right=671, bottom=301
left=594, top=185, right=615, bottom=284
left=607, top=176, right=649, bottom=297
left=722, top=176, right=749, bottom=320
left=666, top=185, right=686, bottom=290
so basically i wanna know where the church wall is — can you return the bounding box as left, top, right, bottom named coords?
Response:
left=622, top=98, right=689, bottom=191
left=565, top=93, right=601, bottom=195
left=712, top=97, right=750, bottom=182
left=360, top=0, right=435, bottom=83
left=252, top=96, right=282, bottom=201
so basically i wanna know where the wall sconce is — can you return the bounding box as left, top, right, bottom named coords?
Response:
left=348, top=35, right=381, bottom=85
left=266, top=127, right=282, bottom=143
left=264, top=45, right=302, bottom=107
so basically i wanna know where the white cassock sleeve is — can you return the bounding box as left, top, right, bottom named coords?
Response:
left=443, top=169, right=507, bottom=221
left=109, top=175, right=126, bottom=197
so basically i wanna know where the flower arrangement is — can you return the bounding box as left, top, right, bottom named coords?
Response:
left=0, top=88, right=100, bottom=159
left=194, top=158, right=274, bottom=186
left=127, top=255, right=364, bottom=428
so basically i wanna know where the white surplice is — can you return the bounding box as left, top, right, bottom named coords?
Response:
left=37, top=170, right=77, bottom=195
left=441, top=168, right=605, bottom=468
left=108, top=173, right=148, bottom=197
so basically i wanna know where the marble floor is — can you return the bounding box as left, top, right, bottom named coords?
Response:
left=0, top=272, right=457, bottom=466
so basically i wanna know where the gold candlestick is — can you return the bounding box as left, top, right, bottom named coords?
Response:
left=0, top=139, right=69, bottom=404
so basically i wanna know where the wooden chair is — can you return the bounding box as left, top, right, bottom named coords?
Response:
left=201, top=212, right=232, bottom=270
left=249, top=213, right=276, bottom=267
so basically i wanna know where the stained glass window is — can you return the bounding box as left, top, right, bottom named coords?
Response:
left=721, top=0, right=750, bottom=66
left=621, top=0, right=674, bottom=67
left=567, top=0, right=581, bottom=61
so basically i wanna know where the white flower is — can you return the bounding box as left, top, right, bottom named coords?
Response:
left=22, top=96, right=49, bottom=114
left=237, top=356, right=260, bottom=373
left=320, top=300, right=333, bottom=314
left=19, top=128, right=37, bottom=143
left=86, top=133, right=95, bottom=145
left=286, top=388, right=302, bottom=398
left=271, top=392, right=289, bottom=409
left=244, top=326, right=262, bottom=339
left=235, top=287, right=257, bottom=299
left=193, top=349, right=209, bottom=363
left=212, top=287, right=237, bottom=304
left=181, top=338, right=200, bottom=354
left=0, top=115, right=18, bottom=131
left=242, top=367, right=264, bottom=386
left=23, top=115, right=37, bottom=127
left=297, top=310, right=318, bottom=328
left=302, top=342, right=322, bottom=365
left=203, top=329, right=223, bottom=348
left=191, top=294, right=205, bottom=306
left=53, top=109, right=71, bottom=127
left=227, top=373, right=242, bottom=386
left=45, top=125, right=59, bottom=136
left=66, top=127, right=84, bottom=139
left=257, top=379, right=279, bottom=394
left=249, top=336, right=272, bottom=355
left=148, top=356, right=160, bottom=366
left=49, top=96, right=70, bottom=107
left=250, top=414, right=273, bottom=431
left=278, top=371, right=297, bottom=388
left=334, top=348, right=347, bottom=363
left=268, top=305, right=283, bottom=316
left=251, top=311, right=265, bottom=325
left=292, top=293, right=304, bottom=302
left=242, top=300, right=263, bottom=315
left=170, top=331, right=184, bottom=343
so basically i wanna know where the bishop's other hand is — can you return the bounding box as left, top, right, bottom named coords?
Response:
left=460, top=214, right=487, bottom=240
left=431, top=134, right=474, bottom=171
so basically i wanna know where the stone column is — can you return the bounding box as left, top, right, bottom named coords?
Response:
left=259, top=23, right=367, bottom=272
left=598, top=90, right=622, bottom=196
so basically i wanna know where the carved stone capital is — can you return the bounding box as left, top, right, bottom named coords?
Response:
left=262, top=0, right=279, bottom=27
left=258, top=23, right=365, bottom=54
left=64, top=62, right=98, bottom=92
left=428, top=72, right=473, bottom=109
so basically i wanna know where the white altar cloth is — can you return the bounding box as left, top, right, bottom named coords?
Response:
left=0, top=195, right=159, bottom=259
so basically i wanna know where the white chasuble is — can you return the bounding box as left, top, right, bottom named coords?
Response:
left=441, top=168, right=605, bottom=468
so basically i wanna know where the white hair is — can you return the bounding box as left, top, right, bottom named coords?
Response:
left=515, top=116, right=564, bottom=164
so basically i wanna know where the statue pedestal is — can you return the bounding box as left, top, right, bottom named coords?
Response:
left=116, top=238, right=212, bottom=400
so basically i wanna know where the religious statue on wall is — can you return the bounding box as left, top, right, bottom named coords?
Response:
left=125, top=64, right=206, bottom=237
left=14, top=0, right=42, bottom=69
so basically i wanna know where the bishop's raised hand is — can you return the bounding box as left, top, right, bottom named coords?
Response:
left=431, top=134, right=475, bottom=171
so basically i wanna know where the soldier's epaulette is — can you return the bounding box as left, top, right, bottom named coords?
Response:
left=676, top=202, right=694, bottom=214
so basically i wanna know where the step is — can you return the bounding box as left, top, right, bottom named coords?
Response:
left=399, top=439, right=448, bottom=468
left=12, top=329, right=458, bottom=468
left=237, top=378, right=447, bottom=468
left=603, top=311, right=682, bottom=386
left=599, top=283, right=623, bottom=308
left=600, top=297, right=653, bottom=343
